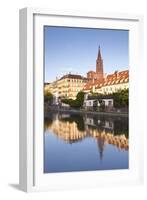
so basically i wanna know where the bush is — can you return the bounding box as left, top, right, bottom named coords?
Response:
left=61, top=91, right=85, bottom=108
left=44, top=91, right=53, bottom=104
left=112, top=89, right=128, bottom=108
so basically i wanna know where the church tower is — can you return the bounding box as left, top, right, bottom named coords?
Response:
left=96, top=46, right=104, bottom=81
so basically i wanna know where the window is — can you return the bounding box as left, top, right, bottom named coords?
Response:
left=108, top=101, right=112, bottom=106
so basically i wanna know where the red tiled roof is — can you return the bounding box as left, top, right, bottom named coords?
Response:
left=84, top=70, right=129, bottom=90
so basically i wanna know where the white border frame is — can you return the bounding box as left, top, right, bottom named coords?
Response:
left=19, top=8, right=144, bottom=192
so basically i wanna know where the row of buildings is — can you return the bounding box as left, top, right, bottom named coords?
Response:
left=44, top=46, right=129, bottom=101
left=44, top=74, right=87, bottom=100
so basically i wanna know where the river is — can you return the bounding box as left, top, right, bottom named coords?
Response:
left=44, top=111, right=129, bottom=173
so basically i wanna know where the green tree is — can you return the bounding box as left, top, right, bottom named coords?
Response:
left=76, top=91, right=85, bottom=106
left=61, top=91, right=85, bottom=109
left=44, top=91, right=53, bottom=104
left=112, top=89, right=129, bottom=108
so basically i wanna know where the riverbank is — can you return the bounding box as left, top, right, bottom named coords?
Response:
left=47, top=107, right=128, bottom=117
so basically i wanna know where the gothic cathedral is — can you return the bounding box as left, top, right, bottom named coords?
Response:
left=87, top=46, right=104, bottom=83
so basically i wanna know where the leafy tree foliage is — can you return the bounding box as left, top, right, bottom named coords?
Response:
left=112, top=89, right=129, bottom=108
left=44, top=90, right=53, bottom=104
left=61, top=91, right=85, bottom=108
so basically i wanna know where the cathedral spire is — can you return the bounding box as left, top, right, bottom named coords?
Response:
left=96, top=45, right=104, bottom=81
left=98, top=46, right=102, bottom=60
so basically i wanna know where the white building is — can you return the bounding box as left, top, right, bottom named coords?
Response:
left=83, top=94, right=114, bottom=111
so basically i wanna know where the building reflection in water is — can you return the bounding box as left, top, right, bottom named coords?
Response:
left=44, top=112, right=129, bottom=161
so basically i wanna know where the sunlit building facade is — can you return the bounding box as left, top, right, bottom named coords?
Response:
left=47, top=74, right=87, bottom=100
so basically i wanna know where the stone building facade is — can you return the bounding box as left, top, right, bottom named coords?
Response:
left=47, top=74, right=87, bottom=100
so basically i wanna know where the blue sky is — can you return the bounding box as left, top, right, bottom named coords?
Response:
left=44, top=26, right=129, bottom=82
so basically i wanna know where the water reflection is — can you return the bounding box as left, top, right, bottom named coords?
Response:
left=44, top=112, right=129, bottom=173
left=45, top=113, right=128, bottom=149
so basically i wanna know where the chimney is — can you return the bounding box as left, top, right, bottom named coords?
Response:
left=114, top=70, right=118, bottom=78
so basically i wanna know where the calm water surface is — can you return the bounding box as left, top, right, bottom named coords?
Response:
left=44, top=111, right=129, bottom=173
